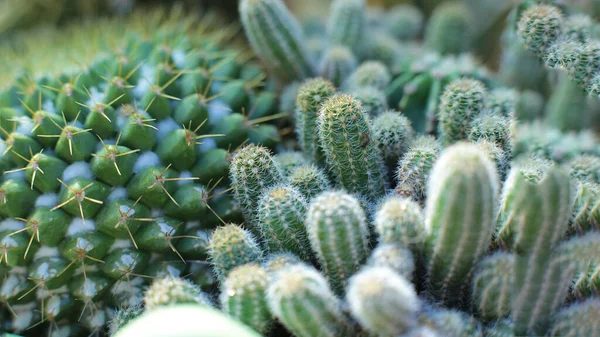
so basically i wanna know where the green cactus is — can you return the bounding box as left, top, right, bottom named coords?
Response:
left=287, top=164, right=331, bottom=200
left=550, top=299, right=600, bottom=337
left=352, top=86, right=389, bottom=117
left=305, top=190, right=370, bottom=293
left=266, top=263, right=357, bottom=337
left=346, top=266, right=420, bottom=337
left=317, top=94, right=387, bottom=199
left=108, top=303, right=144, bottom=336
left=372, top=110, right=414, bottom=172
left=295, top=78, right=336, bottom=165
left=424, top=143, right=499, bottom=306
left=318, top=46, right=358, bottom=88
left=437, top=78, right=487, bottom=146
left=220, top=263, right=273, bottom=334
left=384, top=4, right=424, bottom=41
left=471, top=253, right=513, bottom=322
left=239, top=0, right=315, bottom=82
left=344, top=61, right=391, bottom=91
left=424, top=2, right=474, bottom=55
left=395, top=136, right=440, bottom=203
left=207, top=224, right=263, bottom=280
left=517, top=3, right=563, bottom=57
left=374, top=196, right=427, bottom=252
left=144, top=276, right=212, bottom=310
left=326, top=0, right=366, bottom=54
left=367, top=243, right=415, bottom=280
left=256, top=185, right=313, bottom=260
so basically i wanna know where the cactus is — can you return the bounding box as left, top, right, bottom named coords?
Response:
left=317, top=94, right=387, bottom=199
left=295, top=78, right=336, bottom=165
left=471, top=253, right=513, bottom=322
left=367, top=243, right=415, bottom=280
left=437, top=78, right=487, bottom=146
left=424, top=143, right=499, bottom=306
left=424, top=2, right=474, bottom=55
left=287, top=164, right=331, bottom=200
left=570, top=155, right=600, bottom=184
left=384, top=4, right=424, bottom=41
left=374, top=196, right=427, bottom=251
left=239, top=0, right=315, bottom=82
left=352, top=86, right=389, bottom=117
left=108, top=303, right=144, bottom=336
left=143, top=276, right=212, bottom=310
left=372, top=110, right=414, bottom=172
left=517, top=4, right=563, bottom=57
left=207, top=224, right=263, bottom=280
left=305, top=190, right=370, bottom=293
left=318, top=46, right=358, bottom=88
left=229, top=144, right=283, bottom=224
left=346, top=266, right=420, bottom=336
left=256, top=185, right=313, bottom=260
left=220, top=263, right=273, bottom=334
left=468, top=113, right=514, bottom=162
left=395, top=136, right=440, bottom=203
left=344, top=61, right=391, bottom=91
left=326, top=0, right=366, bottom=54
left=550, top=299, right=600, bottom=337
left=266, top=263, right=357, bottom=337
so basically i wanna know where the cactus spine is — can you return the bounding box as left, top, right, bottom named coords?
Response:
left=424, top=143, right=499, bottom=306
left=317, top=94, right=387, bottom=199
left=239, top=0, right=315, bottom=82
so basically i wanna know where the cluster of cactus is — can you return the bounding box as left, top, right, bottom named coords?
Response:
left=107, top=1, right=600, bottom=337
left=0, top=5, right=292, bottom=336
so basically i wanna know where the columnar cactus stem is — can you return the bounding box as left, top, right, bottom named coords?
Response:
left=220, top=263, right=273, bottom=334
left=395, top=136, right=440, bottom=203
left=517, top=4, right=563, bottom=57
left=208, top=224, right=263, bottom=280
left=317, top=94, right=387, bottom=200
left=256, top=185, right=313, bottom=261
left=326, top=0, right=366, bottom=54
left=424, top=2, right=473, bottom=55
left=305, top=190, right=370, bottom=293
left=318, top=46, right=358, bottom=88
left=437, top=78, right=487, bottom=146
left=367, top=243, right=415, bottom=280
left=239, top=0, right=315, bottom=82
left=374, top=196, right=427, bottom=251
left=372, top=110, right=414, bottom=171
left=266, top=263, right=357, bottom=337
left=346, top=266, right=420, bottom=337
left=295, top=78, right=336, bottom=165
left=424, top=143, right=499, bottom=306
left=288, top=164, right=331, bottom=200
left=472, top=253, right=514, bottom=322
left=143, top=276, right=212, bottom=310
left=229, top=144, right=283, bottom=224
left=550, top=299, right=600, bottom=337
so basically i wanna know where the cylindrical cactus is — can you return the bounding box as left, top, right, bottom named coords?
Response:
left=550, top=299, right=600, bottom=337
left=395, top=136, right=440, bottom=203
left=424, top=142, right=499, bottom=306
left=317, top=94, right=387, bottom=200
left=318, top=46, right=358, bottom=88
left=517, top=4, right=563, bottom=57
left=372, top=110, right=414, bottom=171
left=305, top=190, right=371, bottom=293
left=437, top=78, right=487, bottom=146
left=471, top=253, right=514, bottom=322
left=424, top=2, right=474, bottom=55
left=326, top=0, right=366, bottom=54
left=207, top=224, right=263, bottom=280
left=344, top=61, right=391, bottom=91
left=220, top=263, right=273, bottom=334
left=143, top=276, right=212, bottom=310
left=287, top=164, right=331, bottom=200
left=239, top=0, right=315, bottom=82
left=266, top=263, right=357, bottom=337
left=256, top=185, right=313, bottom=261
left=367, top=243, right=415, bottom=280
left=108, top=303, right=144, bottom=336
left=229, top=144, right=283, bottom=225
left=374, top=196, right=427, bottom=252
left=346, top=266, right=420, bottom=337
left=295, top=78, right=336, bottom=165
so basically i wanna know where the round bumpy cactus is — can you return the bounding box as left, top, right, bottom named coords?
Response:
left=424, top=142, right=499, bottom=306
left=471, top=253, right=514, bottom=322
left=326, top=0, right=366, bottom=54
left=550, top=299, right=600, bottom=336
left=437, top=78, right=487, bottom=146
left=108, top=303, right=144, bottom=336
left=367, top=243, right=415, bottom=280
left=287, top=164, right=331, bottom=200
left=318, top=46, right=358, bottom=87
left=346, top=266, right=420, bottom=336
left=266, top=263, right=356, bottom=337
left=372, top=110, right=414, bottom=170
left=374, top=196, right=427, bottom=251
left=425, top=2, right=474, bottom=55
left=305, top=190, right=371, bottom=293
left=220, top=263, right=273, bottom=334
left=395, top=136, right=440, bottom=203
left=317, top=94, right=387, bottom=200
left=517, top=4, right=563, bottom=57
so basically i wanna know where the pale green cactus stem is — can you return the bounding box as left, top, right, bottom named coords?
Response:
left=220, top=263, right=273, bottom=334
left=256, top=184, right=313, bottom=261
left=517, top=4, right=563, bottom=57
left=505, top=164, right=574, bottom=335
left=374, top=196, right=427, bottom=252
left=295, top=78, right=336, bottom=165
left=395, top=136, right=440, bottom=204
left=317, top=94, right=387, bottom=200
left=570, top=155, right=600, bottom=184
left=367, top=243, right=415, bottom=280
left=468, top=112, right=514, bottom=162
left=288, top=164, right=331, bottom=200
left=485, top=320, right=515, bottom=337
left=305, top=190, right=371, bottom=294
left=239, top=0, right=315, bottom=82
left=420, top=308, right=484, bottom=337
left=207, top=224, right=263, bottom=281
left=372, top=110, right=415, bottom=172
left=437, top=77, right=487, bottom=146
left=424, top=142, right=499, bottom=307
left=266, top=263, right=358, bottom=337
left=263, top=252, right=301, bottom=274
left=471, top=253, right=514, bottom=322
left=229, top=144, right=284, bottom=225
left=318, top=45, right=358, bottom=88
left=424, top=2, right=474, bottom=55
left=326, top=0, right=366, bottom=54
left=346, top=266, right=420, bottom=337
left=570, top=182, right=600, bottom=234
left=550, top=299, right=600, bottom=337
left=143, top=276, right=212, bottom=310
